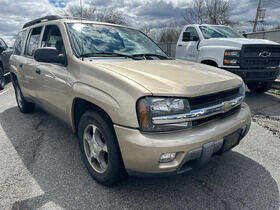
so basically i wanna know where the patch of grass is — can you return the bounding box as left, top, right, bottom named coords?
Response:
left=274, top=89, right=280, bottom=95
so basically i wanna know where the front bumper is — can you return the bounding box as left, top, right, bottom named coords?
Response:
left=224, top=67, right=280, bottom=82
left=114, top=103, right=251, bottom=177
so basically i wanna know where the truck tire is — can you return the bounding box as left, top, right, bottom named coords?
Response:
left=247, top=82, right=272, bottom=94
left=14, top=81, right=35, bottom=113
left=78, top=110, right=125, bottom=186
left=0, top=67, right=5, bottom=90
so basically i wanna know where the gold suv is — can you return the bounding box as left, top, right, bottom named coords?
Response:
left=9, top=16, right=251, bottom=185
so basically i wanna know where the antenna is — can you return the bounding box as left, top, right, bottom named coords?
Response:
left=80, top=0, right=84, bottom=60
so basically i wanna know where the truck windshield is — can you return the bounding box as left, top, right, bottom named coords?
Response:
left=199, top=25, right=244, bottom=39
left=67, top=23, right=167, bottom=58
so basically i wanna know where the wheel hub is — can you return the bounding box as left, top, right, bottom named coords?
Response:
left=83, top=124, right=108, bottom=173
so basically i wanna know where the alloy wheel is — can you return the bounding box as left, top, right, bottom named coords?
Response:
left=83, top=124, right=109, bottom=173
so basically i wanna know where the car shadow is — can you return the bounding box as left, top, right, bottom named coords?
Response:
left=0, top=107, right=279, bottom=209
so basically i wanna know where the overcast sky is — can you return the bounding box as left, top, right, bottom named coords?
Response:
left=0, top=0, right=279, bottom=45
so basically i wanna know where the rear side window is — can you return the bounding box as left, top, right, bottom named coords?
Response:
left=25, top=27, right=42, bottom=57
left=13, top=31, right=27, bottom=55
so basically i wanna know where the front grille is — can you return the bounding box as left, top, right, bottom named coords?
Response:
left=240, top=45, right=280, bottom=68
left=189, top=87, right=240, bottom=110
left=192, top=105, right=241, bottom=127
left=188, top=88, right=242, bottom=127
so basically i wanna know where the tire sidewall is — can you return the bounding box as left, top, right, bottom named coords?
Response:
left=247, top=82, right=271, bottom=93
left=78, top=111, right=123, bottom=185
left=14, top=81, right=35, bottom=113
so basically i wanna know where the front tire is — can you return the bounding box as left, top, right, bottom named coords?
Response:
left=14, top=81, right=35, bottom=113
left=0, top=67, right=5, bottom=90
left=247, top=82, right=272, bottom=93
left=78, top=110, right=125, bottom=186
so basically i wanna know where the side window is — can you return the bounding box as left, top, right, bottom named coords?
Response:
left=41, top=25, right=65, bottom=55
left=13, top=31, right=27, bottom=55
left=184, top=27, right=199, bottom=41
left=25, top=27, right=42, bottom=57
left=0, top=38, right=7, bottom=49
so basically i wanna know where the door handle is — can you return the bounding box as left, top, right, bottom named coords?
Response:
left=19, top=64, right=23, bottom=68
left=35, top=68, right=41, bottom=75
left=178, top=44, right=183, bottom=47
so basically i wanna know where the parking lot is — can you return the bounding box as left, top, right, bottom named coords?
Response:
left=0, top=79, right=279, bottom=210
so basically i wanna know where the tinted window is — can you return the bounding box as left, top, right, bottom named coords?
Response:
left=184, top=27, right=199, bottom=41
left=13, top=31, right=28, bottom=55
left=25, top=27, right=42, bottom=57
left=41, top=25, right=65, bottom=54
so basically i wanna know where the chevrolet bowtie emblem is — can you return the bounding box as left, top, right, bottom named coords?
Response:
left=221, top=102, right=232, bottom=113
left=259, top=51, right=271, bottom=57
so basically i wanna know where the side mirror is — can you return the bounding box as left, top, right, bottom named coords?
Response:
left=34, top=47, right=67, bottom=65
left=243, top=33, right=247, bottom=38
left=182, top=32, right=191, bottom=42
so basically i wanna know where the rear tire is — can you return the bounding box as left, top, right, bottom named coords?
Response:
left=247, top=82, right=272, bottom=93
left=78, top=110, right=125, bottom=186
left=14, top=81, right=35, bottom=113
left=0, top=67, right=5, bottom=90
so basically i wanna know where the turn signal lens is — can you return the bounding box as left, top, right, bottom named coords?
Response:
left=138, top=99, right=148, bottom=129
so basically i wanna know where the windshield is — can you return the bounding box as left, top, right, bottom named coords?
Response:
left=67, top=23, right=167, bottom=58
left=199, top=25, right=244, bottom=39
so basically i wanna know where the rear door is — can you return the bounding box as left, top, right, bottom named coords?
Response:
left=35, top=24, right=71, bottom=122
left=176, top=26, right=200, bottom=62
left=21, top=26, right=43, bottom=99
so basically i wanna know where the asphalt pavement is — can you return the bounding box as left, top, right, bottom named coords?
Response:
left=0, top=81, right=279, bottom=210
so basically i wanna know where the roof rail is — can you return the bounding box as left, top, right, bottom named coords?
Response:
left=22, top=15, right=62, bottom=29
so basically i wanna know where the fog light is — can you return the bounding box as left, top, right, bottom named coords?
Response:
left=159, top=152, right=176, bottom=163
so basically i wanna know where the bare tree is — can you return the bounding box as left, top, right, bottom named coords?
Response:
left=139, top=24, right=157, bottom=40
left=139, top=24, right=152, bottom=36
left=182, top=0, right=235, bottom=26
left=95, top=8, right=126, bottom=25
left=158, top=25, right=181, bottom=43
left=57, top=1, right=126, bottom=25
left=182, top=0, right=207, bottom=24
left=206, top=0, right=231, bottom=25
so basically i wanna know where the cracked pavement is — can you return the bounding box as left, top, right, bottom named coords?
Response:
left=0, top=81, right=279, bottom=210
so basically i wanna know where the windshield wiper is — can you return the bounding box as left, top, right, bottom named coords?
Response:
left=131, top=53, right=170, bottom=60
left=79, top=52, right=138, bottom=60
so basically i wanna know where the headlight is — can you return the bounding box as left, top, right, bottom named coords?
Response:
left=239, top=82, right=246, bottom=99
left=137, top=97, right=192, bottom=132
left=224, top=50, right=240, bottom=66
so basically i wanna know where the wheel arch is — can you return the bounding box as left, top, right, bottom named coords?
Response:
left=201, top=59, right=218, bottom=67
left=71, top=97, right=114, bottom=134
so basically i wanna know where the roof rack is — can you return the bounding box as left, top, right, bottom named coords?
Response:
left=22, top=15, right=62, bottom=29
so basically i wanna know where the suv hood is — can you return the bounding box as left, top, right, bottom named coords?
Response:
left=95, top=60, right=242, bottom=97
left=201, top=38, right=279, bottom=49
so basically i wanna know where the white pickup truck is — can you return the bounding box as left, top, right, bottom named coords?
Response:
left=175, top=24, right=280, bottom=93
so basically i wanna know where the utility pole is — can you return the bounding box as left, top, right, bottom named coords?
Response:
left=253, top=0, right=261, bottom=32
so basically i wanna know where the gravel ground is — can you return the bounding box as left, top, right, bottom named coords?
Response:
left=0, top=80, right=279, bottom=210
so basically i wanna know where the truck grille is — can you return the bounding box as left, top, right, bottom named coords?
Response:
left=189, top=87, right=240, bottom=110
left=240, top=45, right=280, bottom=68
left=188, top=87, right=242, bottom=126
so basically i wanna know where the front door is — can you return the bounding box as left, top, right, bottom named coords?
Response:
left=35, top=24, right=71, bottom=123
left=176, top=26, right=200, bottom=62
